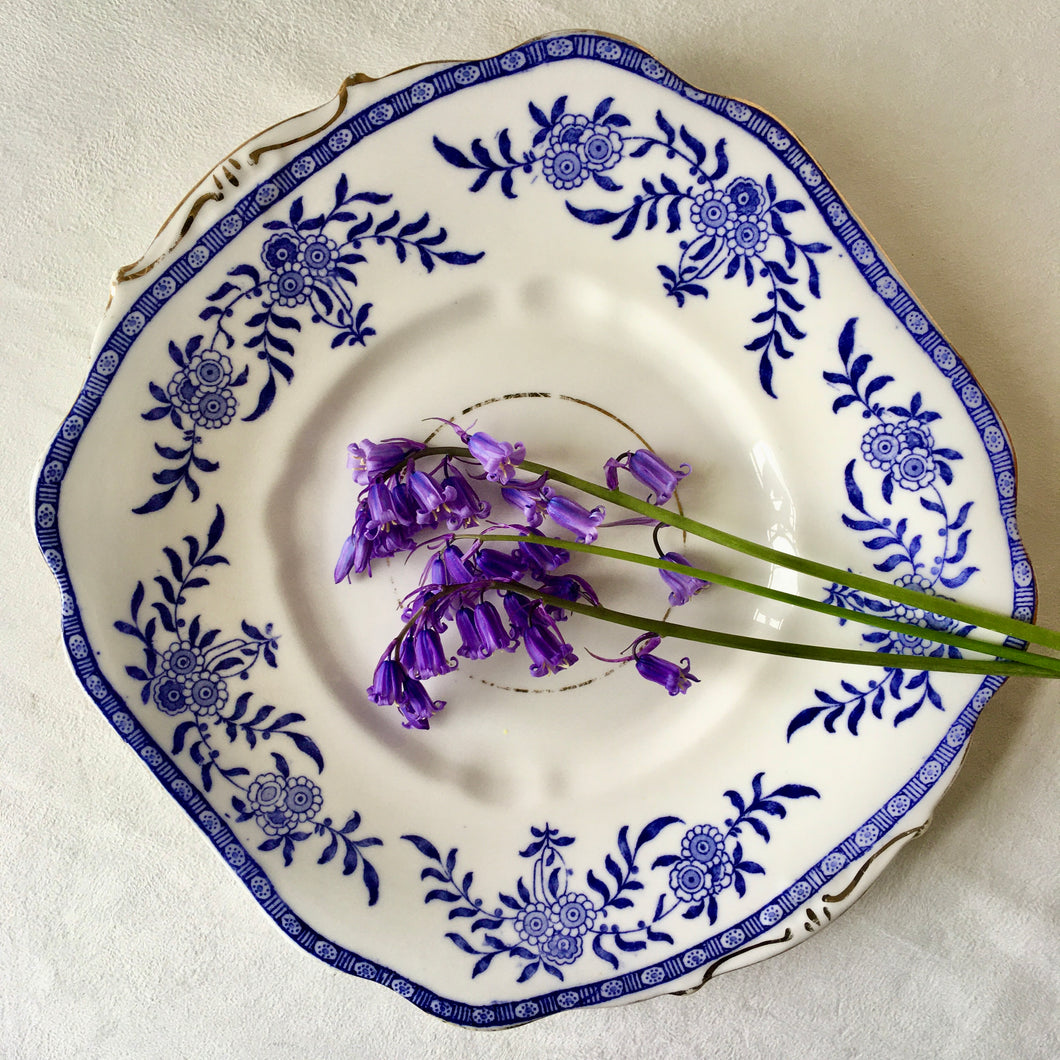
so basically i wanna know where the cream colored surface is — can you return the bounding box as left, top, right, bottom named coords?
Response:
left=3, top=2, right=1057, bottom=1057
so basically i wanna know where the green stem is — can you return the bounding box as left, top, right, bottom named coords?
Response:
left=515, top=589, right=1058, bottom=680
left=425, top=446, right=1054, bottom=653
left=466, top=533, right=1060, bottom=676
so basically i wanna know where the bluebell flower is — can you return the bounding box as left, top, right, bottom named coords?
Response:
left=399, top=678, right=445, bottom=729
left=501, top=480, right=548, bottom=526
left=503, top=591, right=536, bottom=634
left=454, top=607, right=488, bottom=660
left=524, top=621, right=578, bottom=677
left=439, top=464, right=490, bottom=528
left=517, top=533, right=570, bottom=576
left=534, top=572, right=600, bottom=608
left=365, top=483, right=407, bottom=537
left=407, top=469, right=455, bottom=525
left=346, top=437, right=425, bottom=486
left=635, top=650, right=699, bottom=695
left=460, top=429, right=526, bottom=484
left=542, top=489, right=605, bottom=543
left=440, top=544, right=476, bottom=585
left=472, top=546, right=527, bottom=582
left=367, top=659, right=406, bottom=705
left=473, top=601, right=519, bottom=654
left=605, top=449, right=690, bottom=504
left=407, top=628, right=456, bottom=679
left=334, top=506, right=375, bottom=581
left=658, top=551, right=710, bottom=606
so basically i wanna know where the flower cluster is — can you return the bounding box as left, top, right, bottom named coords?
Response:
left=667, top=824, right=735, bottom=902
left=541, top=112, right=624, bottom=190
left=261, top=230, right=341, bottom=307
left=513, top=890, right=598, bottom=964
left=165, top=350, right=238, bottom=430
left=860, top=418, right=939, bottom=491
left=245, top=770, right=324, bottom=836
left=151, top=641, right=230, bottom=717
left=689, top=176, right=771, bottom=256
left=335, top=422, right=709, bottom=729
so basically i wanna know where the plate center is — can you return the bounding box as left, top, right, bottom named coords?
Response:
left=267, top=275, right=797, bottom=806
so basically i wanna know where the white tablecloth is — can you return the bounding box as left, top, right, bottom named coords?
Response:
left=4, top=3, right=1057, bottom=1057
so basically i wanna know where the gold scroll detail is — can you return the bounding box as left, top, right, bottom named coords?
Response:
left=113, top=77, right=359, bottom=288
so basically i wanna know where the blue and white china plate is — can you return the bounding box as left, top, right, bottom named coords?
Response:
left=36, top=33, right=1034, bottom=1027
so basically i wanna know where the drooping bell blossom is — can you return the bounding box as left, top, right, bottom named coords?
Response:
left=335, top=505, right=377, bottom=580
left=347, top=437, right=425, bottom=485
left=439, top=464, right=490, bottom=529
left=501, top=482, right=547, bottom=527
left=440, top=544, right=476, bottom=585
left=388, top=481, right=419, bottom=526
left=407, top=469, right=456, bottom=526
left=473, top=601, right=519, bottom=654
left=454, top=607, right=488, bottom=660
left=634, top=650, right=699, bottom=695
left=398, top=678, right=444, bottom=729
left=365, top=482, right=407, bottom=538
left=503, top=591, right=536, bottom=634
left=517, top=534, right=570, bottom=576
left=524, top=622, right=578, bottom=677
left=462, top=429, right=526, bottom=484
left=605, top=449, right=691, bottom=504
left=658, top=551, right=711, bottom=606
left=534, top=572, right=601, bottom=608
left=542, top=489, right=606, bottom=543
left=406, top=628, right=456, bottom=679
left=471, top=546, right=527, bottom=583
left=366, top=658, right=407, bottom=705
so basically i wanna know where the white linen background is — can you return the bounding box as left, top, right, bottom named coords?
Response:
left=3, top=1, right=1057, bottom=1057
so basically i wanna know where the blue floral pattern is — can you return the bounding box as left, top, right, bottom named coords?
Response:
left=788, top=319, right=980, bottom=738
left=433, top=97, right=830, bottom=397
left=115, top=505, right=382, bottom=901
left=403, top=773, right=817, bottom=982
left=134, top=175, right=484, bottom=514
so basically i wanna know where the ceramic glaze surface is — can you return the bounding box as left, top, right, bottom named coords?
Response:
left=35, top=33, right=1033, bottom=1027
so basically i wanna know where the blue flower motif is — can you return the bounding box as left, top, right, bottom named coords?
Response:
left=898, top=419, right=935, bottom=452
left=726, top=215, right=769, bottom=256
left=188, top=388, right=237, bottom=429
left=689, top=191, right=730, bottom=235
left=725, top=177, right=766, bottom=217
left=681, top=824, right=727, bottom=868
left=247, top=771, right=324, bottom=835
left=550, top=892, right=597, bottom=938
left=514, top=902, right=555, bottom=943
left=160, top=642, right=205, bottom=683
left=539, top=933, right=584, bottom=965
left=298, top=234, right=340, bottom=276
left=861, top=423, right=903, bottom=470
left=166, top=370, right=202, bottom=415
left=185, top=353, right=233, bottom=391
left=152, top=676, right=191, bottom=716
left=893, top=446, right=937, bottom=491
left=261, top=232, right=302, bottom=271
left=267, top=264, right=313, bottom=308
left=542, top=114, right=622, bottom=189
left=186, top=671, right=229, bottom=717
left=668, top=849, right=734, bottom=903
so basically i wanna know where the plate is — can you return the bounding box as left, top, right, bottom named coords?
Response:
left=35, top=32, right=1034, bottom=1026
